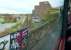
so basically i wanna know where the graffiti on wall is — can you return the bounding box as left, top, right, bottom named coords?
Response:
left=0, top=40, right=8, bottom=50
left=0, top=35, right=10, bottom=50
left=10, top=28, right=28, bottom=50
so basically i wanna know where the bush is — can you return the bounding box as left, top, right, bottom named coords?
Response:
left=41, top=8, right=59, bottom=23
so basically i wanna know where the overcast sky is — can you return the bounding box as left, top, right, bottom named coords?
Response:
left=0, top=0, right=64, bottom=14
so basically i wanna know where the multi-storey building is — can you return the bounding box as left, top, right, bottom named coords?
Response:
left=32, top=1, right=51, bottom=22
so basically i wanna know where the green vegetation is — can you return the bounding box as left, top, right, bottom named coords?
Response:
left=31, top=8, right=60, bottom=30
left=0, top=16, right=28, bottom=37
left=0, top=18, right=5, bottom=23
left=41, top=8, right=60, bottom=23
left=0, top=16, right=17, bottom=24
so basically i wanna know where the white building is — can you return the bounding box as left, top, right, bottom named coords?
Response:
left=32, top=16, right=41, bottom=23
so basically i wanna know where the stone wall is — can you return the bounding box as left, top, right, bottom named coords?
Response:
left=28, top=14, right=62, bottom=50
left=28, top=22, right=48, bottom=49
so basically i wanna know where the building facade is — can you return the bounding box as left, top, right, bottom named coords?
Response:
left=32, top=1, right=51, bottom=22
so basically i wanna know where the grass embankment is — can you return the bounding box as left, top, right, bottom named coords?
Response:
left=0, top=22, right=21, bottom=37
left=0, top=16, right=27, bottom=37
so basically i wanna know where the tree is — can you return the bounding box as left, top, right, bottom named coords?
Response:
left=41, top=8, right=59, bottom=23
